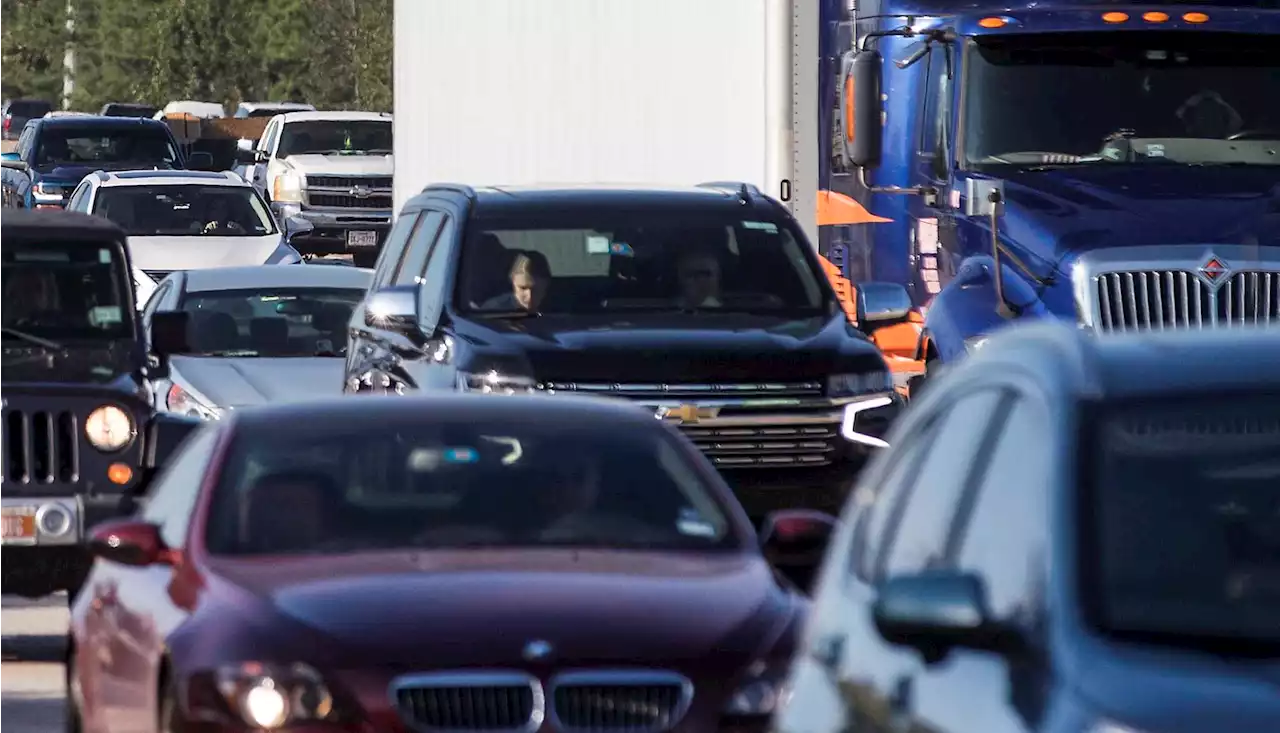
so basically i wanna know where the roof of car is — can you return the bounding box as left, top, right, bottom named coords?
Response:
left=278, top=110, right=391, bottom=123
left=180, top=264, right=374, bottom=292
left=229, top=392, right=663, bottom=434
left=1, top=209, right=128, bottom=245
left=419, top=183, right=788, bottom=217
left=239, top=101, right=314, bottom=111
left=97, top=170, right=245, bottom=186
left=33, top=115, right=170, bottom=130
left=971, top=321, right=1280, bottom=399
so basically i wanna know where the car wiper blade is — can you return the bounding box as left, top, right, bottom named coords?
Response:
left=474, top=309, right=540, bottom=320
left=1, top=327, right=64, bottom=350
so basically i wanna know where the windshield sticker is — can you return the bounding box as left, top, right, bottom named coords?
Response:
left=742, top=221, right=779, bottom=233
left=1145, top=144, right=1166, bottom=158
left=14, top=250, right=70, bottom=262
left=586, top=235, right=611, bottom=254
left=98, top=248, right=112, bottom=263
left=677, top=508, right=717, bottom=538
left=442, top=447, right=479, bottom=464
left=88, top=306, right=122, bottom=326
left=609, top=241, right=634, bottom=257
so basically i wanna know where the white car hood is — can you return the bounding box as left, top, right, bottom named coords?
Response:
left=283, top=154, right=393, bottom=176
left=127, top=234, right=289, bottom=271
left=172, top=356, right=342, bottom=408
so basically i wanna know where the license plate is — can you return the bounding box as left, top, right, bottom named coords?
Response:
left=2, top=508, right=36, bottom=542
left=347, top=230, right=378, bottom=248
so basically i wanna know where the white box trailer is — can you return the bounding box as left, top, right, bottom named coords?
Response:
left=393, top=0, right=821, bottom=246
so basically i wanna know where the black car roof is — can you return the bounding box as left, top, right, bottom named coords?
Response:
left=1, top=209, right=130, bottom=247
left=35, top=115, right=169, bottom=130
left=416, top=183, right=790, bottom=218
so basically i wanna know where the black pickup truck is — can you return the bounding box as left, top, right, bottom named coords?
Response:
left=2, top=210, right=200, bottom=599
left=342, top=183, right=903, bottom=519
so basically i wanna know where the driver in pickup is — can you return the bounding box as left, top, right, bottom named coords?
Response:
left=676, top=248, right=723, bottom=309
left=482, top=251, right=552, bottom=312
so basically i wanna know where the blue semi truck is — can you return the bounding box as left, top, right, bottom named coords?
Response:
left=819, top=0, right=1279, bottom=387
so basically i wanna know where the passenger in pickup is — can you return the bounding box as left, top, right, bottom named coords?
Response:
left=481, top=251, right=552, bottom=312
left=675, top=248, right=723, bottom=309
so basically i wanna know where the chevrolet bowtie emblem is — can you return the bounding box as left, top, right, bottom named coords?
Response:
left=657, top=404, right=720, bottom=424
left=349, top=184, right=372, bottom=198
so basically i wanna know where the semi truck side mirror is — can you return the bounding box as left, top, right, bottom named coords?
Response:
left=849, top=50, right=884, bottom=169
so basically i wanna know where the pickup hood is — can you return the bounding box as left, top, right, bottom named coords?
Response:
left=993, top=166, right=1280, bottom=268
left=452, top=311, right=886, bottom=382
left=127, top=234, right=292, bottom=271
left=282, top=153, right=393, bottom=176
left=207, top=549, right=795, bottom=671
left=171, top=356, right=343, bottom=408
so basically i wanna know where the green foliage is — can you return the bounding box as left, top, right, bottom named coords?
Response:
left=2, top=0, right=393, bottom=113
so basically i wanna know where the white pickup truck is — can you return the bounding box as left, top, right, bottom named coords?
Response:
left=238, top=110, right=393, bottom=266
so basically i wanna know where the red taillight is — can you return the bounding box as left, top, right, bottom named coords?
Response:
left=3, top=115, right=10, bottom=131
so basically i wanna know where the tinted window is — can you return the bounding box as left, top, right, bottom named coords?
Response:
left=94, top=185, right=275, bottom=237
left=370, top=211, right=423, bottom=289
left=392, top=211, right=444, bottom=286
left=205, top=417, right=736, bottom=555
left=1082, top=394, right=1280, bottom=646
left=178, top=287, right=365, bottom=357
left=848, top=428, right=936, bottom=582
left=2, top=243, right=133, bottom=341
left=34, top=125, right=178, bottom=168
left=457, top=207, right=827, bottom=315
left=141, top=425, right=219, bottom=548
left=7, top=100, right=53, bottom=118
left=966, top=33, right=1278, bottom=168
left=278, top=120, right=391, bottom=157
left=878, top=390, right=1009, bottom=577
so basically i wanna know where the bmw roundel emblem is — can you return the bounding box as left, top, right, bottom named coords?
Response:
left=522, top=639, right=553, bottom=662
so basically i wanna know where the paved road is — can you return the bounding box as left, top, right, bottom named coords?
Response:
left=2, top=594, right=69, bottom=732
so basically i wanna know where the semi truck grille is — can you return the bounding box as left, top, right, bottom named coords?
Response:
left=307, top=192, right=393, bottom=209
left=392, top=673, right=540, bottom=732
left=1094, top=270, right=1279, bottom=331
left=306, top=175, right=393, bottom=189
left=680, top=423, right=839, bottom=467
left=3, top=410, right=79, bottom=484
left=553, top=682, right=688, bottom=732
left=537, top=381, right=824, bottom=400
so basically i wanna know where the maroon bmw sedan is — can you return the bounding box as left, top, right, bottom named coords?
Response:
left=67, top=394, right=837, bottom=733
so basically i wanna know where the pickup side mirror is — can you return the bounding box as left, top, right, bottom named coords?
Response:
left=254, top=149, right=269, bottom=163
left=187, top=151, right=215, bottom=171
left=150, top=310, right=191, bottom=356
left=235, top=146, right=258, bottom=164
left=87, top=519, right=177, bottom=567
left=857, top=281, right=912, bottom=324
left=872, top=571, right=1021, bottom=664
left=840, top=49, right=884, bottom=169
left=760, top=509, right=838, bottom=593
left=364, top=284, right=421, bottom=336
left=1, top=157, right=29, bottom=172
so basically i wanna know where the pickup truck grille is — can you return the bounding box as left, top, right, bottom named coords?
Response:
left=307, top=175, right=392, bottom=189
left=3, top=409, right=80, bottom=484
left=305, top=175, right=393, bottom=210
left=307, top=192, right=393, bottom=209
left=1094, top=270, right=1279, bottom=331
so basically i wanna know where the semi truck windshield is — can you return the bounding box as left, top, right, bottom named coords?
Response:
left=964, top=32, right=1279, bottom=168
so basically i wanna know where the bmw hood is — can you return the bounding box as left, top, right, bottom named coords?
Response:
left=171, top=356, right=342, bottom=408
left=127, top=234, right=298, bottom=272
left=282, top=154, right=393, bottom=176
left=986, top=166, right=1279, bottom=270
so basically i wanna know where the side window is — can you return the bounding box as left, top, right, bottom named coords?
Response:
left=142, top=281, right=172, bottom=326
left=917, top=44, right=952, bottom=179
left=392, top=211, right=445, bottom=286
left=418, top=215, right=456, bottom=319
left=140, top=426, right=220, bottom=548
left=848, top=424, right=939, bottom=582
left=65, top=182, right=90, bottom=212
left=259, top=120, right=278, bottom=153
left=876, top=389, right=1012, bottom=578
left=370, top=211, right=424, bottom=290
left=950, top=394, right=1053, bottom=618
left=17, top=126, right=34, bottom=159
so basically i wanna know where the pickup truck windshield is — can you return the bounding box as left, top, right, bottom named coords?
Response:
left=458, top=208, right=828, bottom=315
left=1083, top=393, right=1280, bottom=652
left=1, top=243, right=132, bottom=342
left=34, top=126, right=179, bottom=168
left=278, top=120, right=392, bottom=156
left=94, top=185, right=276, bottom=237
left=966, top=32, right=1278, bottom=168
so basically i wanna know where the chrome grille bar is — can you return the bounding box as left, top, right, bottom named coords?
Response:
left=1092, top=270, right=1278, bottom=332
left=537, top=381, right=824, bottom=400
left=550, top=670, right=692, bottom=733
left=390, top=671, right=543, bottom=733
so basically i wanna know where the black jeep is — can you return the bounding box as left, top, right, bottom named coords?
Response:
left=2, top=210, right=199, bottom=600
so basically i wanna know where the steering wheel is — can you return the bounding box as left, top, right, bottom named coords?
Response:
left=1226, top=130, right=1280, bottom=141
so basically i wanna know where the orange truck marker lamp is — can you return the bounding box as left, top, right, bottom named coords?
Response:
left=1143, top=11, right=1169, bottom=22
left=978, top=17, right=1007, bottom=28
left=1102, top=11, right=1129, bottom=23
left=108, top=463, right=133, bottom=485
left=1183, top=12, right=1209, bottom=23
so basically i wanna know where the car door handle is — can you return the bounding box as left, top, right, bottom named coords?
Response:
left=810, top=633, right=845, bottom=671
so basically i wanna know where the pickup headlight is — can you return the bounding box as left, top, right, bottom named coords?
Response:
left=828, top=371, right=893, bottom=397
left=215, top=662, right=335, bottom=729
left=964, top=335, right=989, bottom=353
left=167, top=383, right=222, bottom=420
left=84, top=405, right=135, bottom=452
left=723, top=664, right=791, bottom=716
left=272, top=169, right=304, bottom=203
left=456, top=370, right=536, bottom=395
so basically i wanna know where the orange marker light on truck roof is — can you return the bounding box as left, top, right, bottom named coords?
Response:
left=978, top=16, right=1007, bottom=28
left=1142, top=11, right=1169, bottom=22
left=1183, top=12, right=1209, bottom=23
left=1102, top=11, right=1129, bottom=23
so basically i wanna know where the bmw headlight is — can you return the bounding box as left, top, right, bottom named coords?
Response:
left=456, top=370, right=536, bottom=395
left=724, top=664, right=791, bottom=716
left=828, top=371, right=893, bottom=397
left=215, top=662, right=335, bottom=729
left=964, top=335, right=989, bottom=353
left=84, top=405, right=135, bottom=452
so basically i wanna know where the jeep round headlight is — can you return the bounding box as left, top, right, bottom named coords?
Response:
left=85, top=405, right=135, bottom=452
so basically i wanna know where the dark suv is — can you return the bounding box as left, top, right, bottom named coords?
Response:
left=342, top=183, right=903, bottom=519
left=3, top=98, right=53, bottom=140
left=0, top=116, right=211, bottom=209
left=2, top=210, right=200, bottom=600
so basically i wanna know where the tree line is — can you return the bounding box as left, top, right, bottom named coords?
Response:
left=2, top=0, right=393, bottom=113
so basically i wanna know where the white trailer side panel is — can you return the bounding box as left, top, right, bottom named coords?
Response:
left=394, top=0, right=777, bottom=213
